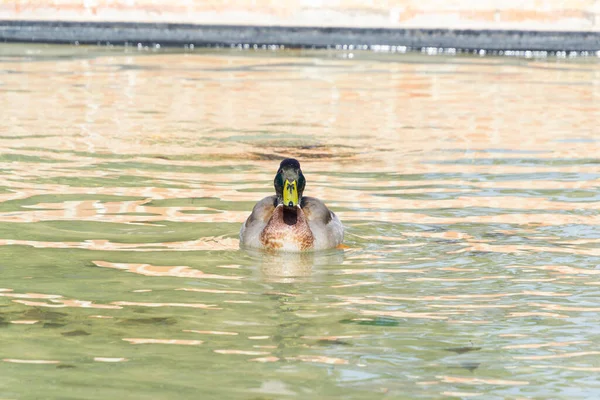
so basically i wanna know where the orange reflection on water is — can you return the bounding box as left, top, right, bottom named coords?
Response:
left=527, top=302, right=600, bottom=312
left=176, top=288, right=247, bottom=294
left=330, top=281, right=380, bottom=288
left=508, top=265, right=600, bottom=275
left=441, top=392, right=482, bottom=398
left=184, top=330, right=239, bottom=336
left=3, top=359, right=61, bottom=364
left=437, top=376, right=529, bottom=386
left=0, top=291, right=62, bottom=299
left=301, top=335, right=356, bottom=340
left=365, top=290, right=572, bottom=303
left=5, top=289, right=223, bottom=311
left=503, top=340, right=589, bottom=349
left=214, top=350, right=270, bottom=355
left=287, top=355, right=349, bottom=365
left=514, top=351, right=600, bottom=360
left=508, top=312, right=567, bottom=318
left=431, top=304, right=516, bottom=309
left=93, top=261, right=242, bottom=279
left=112, top=301, right=220, bottom=309
left=455, top=242, right=600, bottom=256
left=249, top=356, right=280, bottom=363
left=123, top=338, right=203, bottom=345
left=447, top=320, right=491, bottom=324
left=0, top=238, right=239, bottom=251
left=360, top=309, right=449, bottom=320
left=407, top=275, right=512, bottom=282
left=338, top=268, right=423, bottom=275
left=4, top=199, right=250, bottom=224
left=13, top=299, right=122, bottom=309
left=532, top=365, right=600, bottom=372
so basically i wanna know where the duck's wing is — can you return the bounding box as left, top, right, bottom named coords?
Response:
left=301, top=196, right=344, bottom=250
left=240, top=195, right=277, bottom=248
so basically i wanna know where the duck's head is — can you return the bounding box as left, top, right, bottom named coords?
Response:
left=274, top=158, right=306, bottom=208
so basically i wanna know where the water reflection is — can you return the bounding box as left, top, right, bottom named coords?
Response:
left=244, top=248, right=345, bottom=282
left=1, top=44, right=600, bottom=398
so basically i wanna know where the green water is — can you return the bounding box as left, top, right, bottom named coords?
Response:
left=1, top=43, right=600, bottom=399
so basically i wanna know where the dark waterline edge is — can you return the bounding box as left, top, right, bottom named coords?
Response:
left=1, top=20, right=600, bottom=55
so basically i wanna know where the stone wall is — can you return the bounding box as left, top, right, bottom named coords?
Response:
left=1, top=0, right=599, bottom=32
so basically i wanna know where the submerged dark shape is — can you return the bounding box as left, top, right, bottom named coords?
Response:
left=454, top=362, right=481, bottom=372
left=61, top=330, right=91, bottom=337
left=445, top=346, right=482, bottom=354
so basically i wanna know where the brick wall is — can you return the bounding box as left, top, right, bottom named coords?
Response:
left=1, top=0, right=598, bottom=31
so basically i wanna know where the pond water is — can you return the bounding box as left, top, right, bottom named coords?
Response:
left=1, top=43, right=600, bottom=399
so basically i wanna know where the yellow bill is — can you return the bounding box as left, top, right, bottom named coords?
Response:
left=283, top=179, right=299, bottom=207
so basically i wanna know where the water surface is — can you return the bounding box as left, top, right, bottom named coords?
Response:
left=1, top=44, right=600, bottom=399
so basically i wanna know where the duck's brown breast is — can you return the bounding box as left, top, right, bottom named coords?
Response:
left=260, top=205, right=314, bottom=251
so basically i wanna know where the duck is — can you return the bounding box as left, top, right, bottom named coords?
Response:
left=240, top=158, right=344, bottom=252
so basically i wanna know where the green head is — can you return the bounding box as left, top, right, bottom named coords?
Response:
left=274, top=158, right=306, bottom=208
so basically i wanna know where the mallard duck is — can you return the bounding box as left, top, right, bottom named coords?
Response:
left=240, top=158, right=344, bottom=252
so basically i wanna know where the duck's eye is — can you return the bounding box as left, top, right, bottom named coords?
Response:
left=274, top=172, right=284, bottom=189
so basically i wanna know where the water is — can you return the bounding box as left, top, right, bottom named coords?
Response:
left=1, top=43, right=600, bottom=399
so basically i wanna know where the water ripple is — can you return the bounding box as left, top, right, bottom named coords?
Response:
left=1, top=44, right=600, bottom=399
